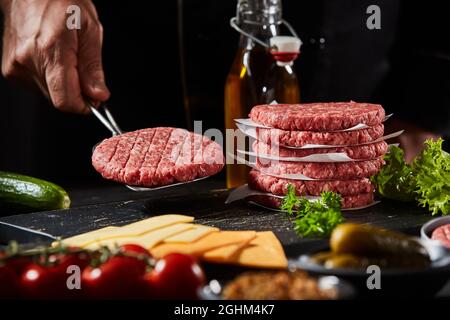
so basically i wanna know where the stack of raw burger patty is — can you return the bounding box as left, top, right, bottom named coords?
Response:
left=247, top=102, right=387, bottom=209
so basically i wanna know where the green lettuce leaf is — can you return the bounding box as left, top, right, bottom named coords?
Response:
left=413, top=138, right=450, bottom=215
left=371, top=145, right=416, bottom=202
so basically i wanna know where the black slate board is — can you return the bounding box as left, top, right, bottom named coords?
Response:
left=1, top=180, right=449, bottom=297
left=0, top=181, right=433, bottom=245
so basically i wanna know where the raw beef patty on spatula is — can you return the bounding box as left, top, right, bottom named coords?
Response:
left=92, top=127, right=224, bottom=187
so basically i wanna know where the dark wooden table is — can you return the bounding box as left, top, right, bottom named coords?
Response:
left=1, top=179, right=449, bottom=297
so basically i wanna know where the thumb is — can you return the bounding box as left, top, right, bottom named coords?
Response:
left=78, top=24, right=110, bottom=103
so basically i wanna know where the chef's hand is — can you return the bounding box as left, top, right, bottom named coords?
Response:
left=0, top=0, right=110, bottom=114
left=387, top=119, right=441, bottom=163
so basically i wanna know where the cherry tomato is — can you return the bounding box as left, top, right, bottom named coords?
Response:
left=146, top=253, right=205, bottom=300
left=0, top=250, right=32, bottom=276
left=20, top=251, right=90, bottom=299
left=120, top=244, right=151, bottom=257
left=0, top=264, right=20, bottom=299
left=5, top=256, right=32, bottom=276
left=82, top=255, right=147, bottom=299
left=119, top=244, right=151, bottom=273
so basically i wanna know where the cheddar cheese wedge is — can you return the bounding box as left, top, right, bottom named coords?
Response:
left=201, top=239, right=251, bottom=262
left=202, top=231, right=288, bottom=269
left=150, top=231, right=257, bottom=258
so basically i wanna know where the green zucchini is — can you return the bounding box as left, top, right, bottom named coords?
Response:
left=0, top=171, right=70, bottom=213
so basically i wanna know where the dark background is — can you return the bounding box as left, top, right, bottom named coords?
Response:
left=0, top=0, right=449, bottom=187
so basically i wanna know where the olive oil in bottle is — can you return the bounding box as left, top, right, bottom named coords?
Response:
left=224, top=0, right=301, bottom=188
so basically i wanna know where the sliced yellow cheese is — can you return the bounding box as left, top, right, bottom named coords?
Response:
left=202, top=231, right=288, bottom=269
left=99, top=214, right=194, bottom=238
left=84, top=223, right=195, bottom=250
left=201, top=237, right=252, bottom=262
left=63, top=214, right=194, bottom=247
left=58, top=226, right=119, bottom=248
left=163, top=225, right=219, bottom=243
left=150, top=231, right=257, bottom=258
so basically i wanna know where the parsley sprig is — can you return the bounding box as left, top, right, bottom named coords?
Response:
left=281, top=185, right=344, bottom=238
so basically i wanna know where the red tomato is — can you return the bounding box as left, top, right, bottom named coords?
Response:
left=0, top=264, right=20, bottom=299
left=120, top=244, right=151, bottom=257
left=146, top=253, right=205, bottom=300
left=119, top=244, right=151, bottom=273
left=81, top=255, right=147, bottom=299
left=6, top=256, right=32, bottom=276
left=0, top=250, right=32, bottom=276
left=20, top=252, right=90, bottom=299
